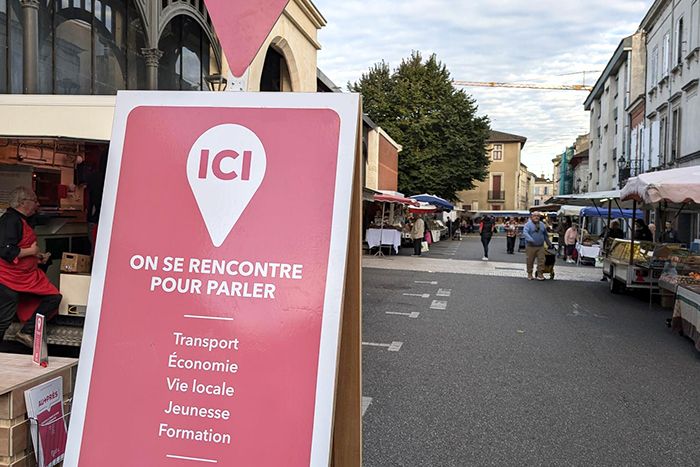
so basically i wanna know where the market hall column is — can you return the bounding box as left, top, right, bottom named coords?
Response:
left=20, top=0, right=39, bottom=93
left=142, top=48, right=164, bottom=90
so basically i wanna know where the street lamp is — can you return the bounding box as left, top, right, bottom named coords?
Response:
left=617, top=155, right=629, bottom=189
left=617, top=154, right=627, bottom=171
left=205, top=74, right=228, bottom=92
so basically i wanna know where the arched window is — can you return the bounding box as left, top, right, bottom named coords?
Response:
left=158, top=14, right=214, bottom=91
left=260, top=46, right=291, bottom=92
left=0, top=0, right=8, bottom=93
left=0, top=0, right=146, bottom=94
left=52, top=0, right=147, bottom=94
left=0, top=0, right=23, bottom=93
left=54, top=1, right=94, bottom=93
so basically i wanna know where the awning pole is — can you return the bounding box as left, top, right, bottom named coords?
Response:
left=614, top=198, right=633, bottom=233
left=672, top=202, right=688, bottom=221
left=606, top=199, right=612, bottom=253
left=374, top=202, right=387, bottom=257
left=630, top=200, right=637, bottom=267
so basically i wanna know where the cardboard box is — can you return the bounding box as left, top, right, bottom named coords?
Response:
left=60, top=252, right=91, bottom=274
left=59, top=273, right=91, bottom=316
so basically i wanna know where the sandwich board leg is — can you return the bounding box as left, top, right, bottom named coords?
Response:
left=331, top=110, right=363, bottom=466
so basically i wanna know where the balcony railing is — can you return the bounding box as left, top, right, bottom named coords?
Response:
left=488, top=190, right=506, bottom=201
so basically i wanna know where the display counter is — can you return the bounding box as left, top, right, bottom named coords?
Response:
left=0, top=354, right=77, bottom=465
left=672, top=284, right=700, bottom=352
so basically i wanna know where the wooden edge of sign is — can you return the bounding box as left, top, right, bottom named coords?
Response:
left=331, top=106, right=363, bottom=467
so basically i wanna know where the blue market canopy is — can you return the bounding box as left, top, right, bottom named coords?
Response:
left=579, top=206, right=643, bottom=219
left=410, top=194, right=454, bottom=211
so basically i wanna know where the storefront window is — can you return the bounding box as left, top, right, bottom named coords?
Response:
left=55, top=4, right=93, bottom=94
left=1, top=0, right=145, bottom=94
left=38, top=0, right=54, bottom=93
left=9, top=0, right=21, bottom=93
left=158, top=15, right=214, bottom=91
left=3, top=2, right=211, bottom=94
left=158, top=17, right=180, bottom=90
left=125, top=0, right=146, bottom=89
left=94, top=0, right=126, bottom=93
left=0, top=0, right=7, bottom=93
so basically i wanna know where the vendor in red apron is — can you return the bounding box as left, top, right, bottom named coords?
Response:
left=0, top=187, right=62, bottom=348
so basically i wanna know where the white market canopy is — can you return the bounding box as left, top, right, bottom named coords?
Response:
left=557, top=205, right=584, bottom=217
left=546, top=190, right=621, bottom=207
left=621, top=166, right=700, bottom=204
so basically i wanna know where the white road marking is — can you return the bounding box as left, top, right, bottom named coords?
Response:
left=436, top=288, right=452, bottom=297
left=430, top=300, right=448, bottom=310
left=403, top=293, right=430, bottom=298
left=183, top=314, right=233, bottom=321
left=570, top=302, right=587, bottom=317
left=362, top=397, right=373, bottom=416
left=386, top=311, right=420, bottom=318
left=362, top=341, right=403, bottom=352
left=166, top=454, right=217, bottom=463
left=363, top=257, right=602, bottom=282
left=388, top=341, right=403, bottom=351
left=414, top=280, right=438, bottom=285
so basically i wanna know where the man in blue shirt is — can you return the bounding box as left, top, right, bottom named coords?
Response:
left=522, top=212, right=553, bottom=281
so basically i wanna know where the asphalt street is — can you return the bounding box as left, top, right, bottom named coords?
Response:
left=402, top=233, right=572, bottom=265
left=362, top=238, right=700, bottom=466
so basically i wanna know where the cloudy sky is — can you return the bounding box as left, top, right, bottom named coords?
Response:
left=313, top=0, right=655, bottom=177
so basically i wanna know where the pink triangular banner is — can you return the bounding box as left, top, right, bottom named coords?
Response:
left=202, top=0, right=290, bottom=78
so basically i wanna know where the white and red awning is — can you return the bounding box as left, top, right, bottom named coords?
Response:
left=408, top=202, right=439, bottom=213
left=373, top=193, right=419, bottom=206
left=621, top=167, right=700, bottom=205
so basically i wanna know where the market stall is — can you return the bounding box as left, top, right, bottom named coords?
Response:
left=619, top=167, right=700, bottom=335
left=366, top=193, right=418, bottom=255
left=408, top=201, right=446, bottom=244
left=672, top=284, right=700, bottom=352
left=574, top=206, right=642, bottom=266
left=365, top=229, right=402, bottom=254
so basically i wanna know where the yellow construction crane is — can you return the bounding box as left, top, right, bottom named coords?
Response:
left=453, top=80, right=593, bottom=92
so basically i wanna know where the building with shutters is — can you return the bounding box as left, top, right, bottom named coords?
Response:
left=640, top=0, right=700, bottom=172
left=457, top=130, right=527, bottom=212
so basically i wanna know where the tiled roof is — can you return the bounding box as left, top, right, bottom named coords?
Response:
left=487, top=130, right=527, bottom=145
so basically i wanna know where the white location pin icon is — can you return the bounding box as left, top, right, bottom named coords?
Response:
left=187, top=124, right=267, bottom=247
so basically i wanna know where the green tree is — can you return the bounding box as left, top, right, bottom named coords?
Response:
left=350, top=52, right=491, bottom=201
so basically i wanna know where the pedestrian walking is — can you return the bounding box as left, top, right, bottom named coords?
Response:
left=505, top=217, right=517, bottom=254
left=479, top=215, right=496, bottom=260
left=522, top=212, right=553, bottom=281
left=564, top=223, right=579, bottom=263
left=557, top=217, right=570, bottom=258
left=410, top=215, right=425, bottom=256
